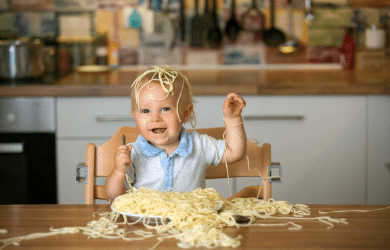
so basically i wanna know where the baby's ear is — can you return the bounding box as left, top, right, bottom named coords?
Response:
left=182, top=104, right=193, bottom=123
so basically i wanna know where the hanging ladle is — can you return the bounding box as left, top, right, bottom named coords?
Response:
left=224, top=0, right=241, bottom=43
left=263, top=0, right=286, bottom=47
left=278, top=0, right=299, bottom=54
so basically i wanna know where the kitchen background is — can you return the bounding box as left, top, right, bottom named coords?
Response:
left=1, top=0, right=390, bottom=206
left=0, top=0, right=389, bottom=77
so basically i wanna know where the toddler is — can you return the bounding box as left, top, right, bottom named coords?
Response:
left=105, top=66, right=247, bottom=200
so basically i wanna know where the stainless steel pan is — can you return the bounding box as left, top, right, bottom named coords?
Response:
left=0, top=39, right=45, bottom=79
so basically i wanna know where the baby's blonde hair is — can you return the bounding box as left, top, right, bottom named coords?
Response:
left=130, top=66, right=194, bottom=124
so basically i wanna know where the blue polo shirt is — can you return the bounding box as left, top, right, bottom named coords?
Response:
left=125, top=127, right=226, bottom=192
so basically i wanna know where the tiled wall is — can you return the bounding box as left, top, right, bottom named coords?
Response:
left=0, top=0, right=388, bottom=67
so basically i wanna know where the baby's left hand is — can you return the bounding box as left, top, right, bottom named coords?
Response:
left=223, top=93, right=246, bottom=118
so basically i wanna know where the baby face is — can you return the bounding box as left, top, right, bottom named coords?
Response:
left=132, top=81, right=190, bottom=150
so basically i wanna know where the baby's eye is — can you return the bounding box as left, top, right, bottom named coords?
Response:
left=161, top=107, right=171, bottom=112
left=141, top=109, right=150, bottom=114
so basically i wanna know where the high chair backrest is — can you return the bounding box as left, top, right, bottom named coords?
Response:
left=84, top=126, right=272, bottom=204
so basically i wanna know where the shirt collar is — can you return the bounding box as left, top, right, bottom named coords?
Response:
left=135, top=127, right=193, bottom=157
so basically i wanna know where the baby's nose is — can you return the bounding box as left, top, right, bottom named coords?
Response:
left=151, top=113, right=163, bottom=122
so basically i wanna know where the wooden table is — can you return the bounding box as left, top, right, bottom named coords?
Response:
left=0, top=204, right=389, bottom=249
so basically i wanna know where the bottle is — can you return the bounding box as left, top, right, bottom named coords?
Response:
left=58, top=39, right=70, bottom=77
left=83, top=37, right=94, bottom=65
left=108, top=9, right=120, bottom=69
left=94, top=33, right=108, bottom=65
left=339, top=28, right=355, bottom=71
left=71, top=38, right=82, bottom=69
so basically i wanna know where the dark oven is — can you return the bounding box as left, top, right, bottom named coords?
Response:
left=0, top=98, right=57, bottom=204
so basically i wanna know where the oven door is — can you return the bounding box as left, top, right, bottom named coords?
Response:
left=0, top=133, right=57, bottom=204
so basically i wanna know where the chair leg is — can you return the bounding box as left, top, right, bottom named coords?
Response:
left=262, top=143, right=272, bottom=201
left=85, top=143, right=96, bottom=204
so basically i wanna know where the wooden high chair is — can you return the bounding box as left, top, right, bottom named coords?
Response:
left=82, top=126, right=280, bottom=204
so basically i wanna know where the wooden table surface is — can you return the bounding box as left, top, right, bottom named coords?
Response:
left=0, top=204, right=389, bottom=249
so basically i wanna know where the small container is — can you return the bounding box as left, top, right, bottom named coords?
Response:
left=365, top=25, right=386, bottom=49
left=0, top=38, right=45, bottom=79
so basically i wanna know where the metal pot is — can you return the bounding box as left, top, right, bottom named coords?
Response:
left=0, top=39, right=45, bottom=80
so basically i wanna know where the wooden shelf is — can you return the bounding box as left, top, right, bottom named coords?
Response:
left=350, top=0, right=390, bottom=7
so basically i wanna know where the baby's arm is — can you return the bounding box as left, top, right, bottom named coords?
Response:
left=105, top=144, right=132, bottom=200
left=221, top=93, right=247, bottom=163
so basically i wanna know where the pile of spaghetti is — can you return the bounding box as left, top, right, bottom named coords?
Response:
left=1, top=188, right=350, bottom=250
left=109, top=187, right=314, bottom=248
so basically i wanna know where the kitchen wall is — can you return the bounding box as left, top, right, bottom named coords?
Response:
left=0, top=0, right=389, bottom=69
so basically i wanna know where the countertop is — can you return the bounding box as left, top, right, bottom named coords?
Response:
left=1, top=68, right=389, bottom=97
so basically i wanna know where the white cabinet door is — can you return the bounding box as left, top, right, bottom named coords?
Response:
left=57, top=139, right=110, bottom=204
left=57, top=97, right=134, bottom=138
left=367, top=96, right=390, bottom=205
left=237, top=96, right=367, bottom=205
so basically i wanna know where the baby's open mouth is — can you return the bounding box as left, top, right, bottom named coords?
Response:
left=152, top=128, right=166, bottom=133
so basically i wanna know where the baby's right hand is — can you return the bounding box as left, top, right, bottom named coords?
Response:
left=114, top=145, right=132, bottom=173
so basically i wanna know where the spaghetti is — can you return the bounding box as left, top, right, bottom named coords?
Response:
left=108, top=187, right=339, bottom=248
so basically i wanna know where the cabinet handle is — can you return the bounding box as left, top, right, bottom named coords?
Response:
left=0, top=143, right=24, bottom=153
left=96, top=115, right=135, bottom=122
left=243, top=115, right=304, bottom=121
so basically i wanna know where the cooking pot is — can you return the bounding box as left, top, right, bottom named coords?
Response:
left=0, top=39, right=45, bottom=80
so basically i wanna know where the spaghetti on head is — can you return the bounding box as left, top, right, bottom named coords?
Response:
left=130, top=66, right=194, bottom=125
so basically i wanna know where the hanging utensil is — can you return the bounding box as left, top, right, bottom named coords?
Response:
left=263, top=0, right=286, bottom=47
left=206, top=0, right=223, bottom=49
left=190, top=0, right=204, bottom=47
left=202, top=0, right=213, bottom=33
left=240, top=0, right=264, bottom=41
left=304, top=0, right=315, bottom=24
left=278, top=0, right=299, bottom=54
left=224, top=0, right=242, bottom=43
left=161, top=0, right=177, bottom=49
left=179, top=0, right=186, bottom=42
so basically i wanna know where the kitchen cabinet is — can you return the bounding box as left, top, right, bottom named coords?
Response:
left=238, top=96, right=367, bottom=205
left=57, top=139, right=108, bottom=204
left=56, top=96, right=389, bottom=205
left=56, top=97, right=133, bottom=204
left=196, top=96, right=368, bottom=205
left=367, top=96, right=390, bottom=205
